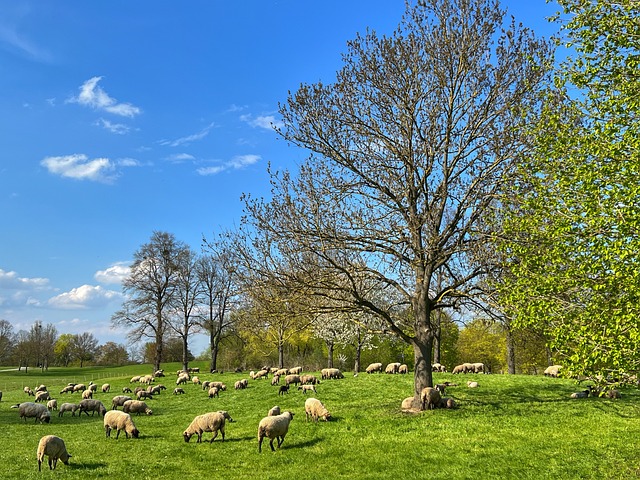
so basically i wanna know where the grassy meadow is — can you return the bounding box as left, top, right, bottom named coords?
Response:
left=0, top=362, right=639, bottom=479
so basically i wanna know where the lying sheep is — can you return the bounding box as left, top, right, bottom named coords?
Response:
left=58, top=403, right=80, bottom=417
left=570, top=389, right=590, bottom=399
left=173, top=388, right=186, bottom=395
left=183, top=411, right=234, bottom=443
left=47, top=399, right=58, bottom=411
left=79, top=399, right=107, bottom=417
left=37, top=435, right=71, bottom=471
left=12, top=402, right=51, bottom=423
left=104, top=410, right=139, bottom=439
left=111, top=395, right=132, bottom=410
left=304, top=397, right=331, bottom=422
left=258, top=411, right=294, bottom=452
left=439, top=397, right=457, bottom=409
left=366, top=362, right=383, bottom=374
left=268, top=405, right=281, bottom=416
left=298, top=385, right=317, bottom=394
left=467, top=381, right=479, bottom=388
left=122, top=400, right=153, bottom=416
left=101, top=383, right=111, bottom=393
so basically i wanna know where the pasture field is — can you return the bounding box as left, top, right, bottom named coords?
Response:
left=0, top=363, right=639, bottom=479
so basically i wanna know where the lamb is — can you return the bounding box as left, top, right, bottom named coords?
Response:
left=122, top=400, right=153, bottom=416
left=173, top=388, right=186, bottom=395
left=385, top=362, right=401, bottom=374
left=208, top=386, right=220, bottom=399
left=285, top=374, right=301, bottom=386
left=298, top=385, right=317, bottom=394
left=24, top=386, right=35, bottom=396
left=235, top=379, right=248, bottom=390
left=278, top=385, right=290, bottom=395
left=36, top=435, right=71, bottom=471
left=183, top=411, right=234, bottom=443
left=79, top=399, right=107, bottom=416
left=12, top=402, right=51, bottom=423
left=35, top=390, right=51, bottom=403
left=111, top=395, right=132, bottom=410
left=544, top=365, right=562, bottom=378
left=104, top=410, right=139, bottom=439
left=101, top=383, right=111, bottom=393
left=268, top=405, right=281, bottom=416
left=398, top=364, right=409, bottom=374
left=366, top=362, right=383, bottom=374
left=257, top=411, right=294, bottom=452
left=570, top=389, right=590, bottom=399
left=47, top=399, right=58, bottom=411
left=304, top=397, right=331, bottom=422
left=58, top=403, right=80, bottom=417
left=420, top=386, right=443, bottom=410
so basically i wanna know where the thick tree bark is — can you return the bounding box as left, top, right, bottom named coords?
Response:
left=210, top=329, right=219, bottom=372
left=327, top=341, right=334, bottom=368
left=505, top=326, right=516, bottom=374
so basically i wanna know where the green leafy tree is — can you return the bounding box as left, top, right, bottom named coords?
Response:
left=456, top=319, right=506, bottom=373
left=54, top=333, right=75, bottom=367
left=96, top=342, right=130, bottom=366
left=497, top=0, right=640, bottom=386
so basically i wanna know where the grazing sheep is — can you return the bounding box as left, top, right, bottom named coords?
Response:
left=154, top=369, right=165, bottom=377
left=36, top=435, right=71, bottom=471
left=188, top=367, right=200, bottom=373
left=208, top=386, right=220, bottom=399
left=300, top=374, right=320, bottom=385
left=72, top=383, right=87, bottom=393
left=210, top=381, right=226, bottom=391
left=111, top=395, right=132, bottom=410
left=79, top=399, right=107, bottom=417
left=432, top=363, right=446, bottom=372
left=122, top=387, right=132, bottom=393
left=398, top=364, right=409, bottom=374
left=235, top=379, right=248, bottom=390
left=140, top=374, right=154, bottom=385
left=173, top=388, right=186, bottom=395
left=47, top=399, right=58, bottom=411
left=192, top=376, right=201, bottom=385
left=276, top=368, right=289, bottom=377
left=451, top=364, right=466, bottom=374
left=123, top=400, right=153, bottom=416
left=176, top=374, right=190, bottom=386
left=304, top=397, right=331, bottom=422
left=60, top=386, right=74, bottom=394
left=252, top=369, right=269, bottom=380
left=268, top=405, right=281, bottom=416
left=544, top=365, right=563, bottom=378
left=148, top=385, right=163, bottom=395
left=35, top=390, right=51, bottom=403
left=278, top=385, right=290, bottom=395
left=183, top=411, right=234, bottom=443
left=324, top=368, right=344, bottom=379
left=101, top=384, right=111, bottom=393
left=288, top=366, right=303, bottom=375
left=471, top=362, right=485, bottom=374
left=104, top=410, right=139, bottom=439
left=136, top=390, right=153, bottom=401
left=24, top=386, right=35, bottom=396
left=467, top=381, right=479, bottom=388
left=130, top=376, right=141, bottom=383
left=12, top=402, right=51, bottom=423
left=298, top=385, right=317, bottom=394
left=271, top=375, right=280, bottom=386
left=420, top=387, right=442, bottom=410
left=58, top=403, right=80, bottom=417
left=570, top=389, right=590, bottom=399
left=366, top=363, right=383, bottom=374
left=88, top=383, right=98, bottom=393
left=285, top=374, right=301, bottom=386
left=385, top=362, right=401, bottom=374
left=81, top=389, right=93, bottom=400
left=257, top=411, right=294, bottom=452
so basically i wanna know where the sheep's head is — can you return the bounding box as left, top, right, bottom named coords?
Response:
left=183, top=432, right=193, bottom=442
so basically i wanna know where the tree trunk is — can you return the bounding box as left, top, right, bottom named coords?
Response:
left=210, top=329, right=219, bottom=372
left=354, top=342, right=362, bottom=374
left=327, top=341, right=334, bottom=368
left=182, top=336, right=189, bottom=372
left=278, top=342, right=284, bottom=369
left=505, top=326, right=516, bottom=374
left=154, top=324, right=163, bottom=373
left=433, top=310, right=442, bottom=364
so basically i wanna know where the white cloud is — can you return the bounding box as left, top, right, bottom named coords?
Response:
left=69, top=76, right=141, bottom=118
left=159, top=122, right=215, bottom=147
left=41, top=153, right=116, bottom=182
left=166, top=153, right=196, bottom=163
left=48, top=284, right=122, bottom=310
left=97, top=118, right=131, bottom=135
left=95, top=263, right=130, bottom=285
left=117, top=158, right=141, bottom=167
left=240, top=113, right=283, bottom=130
left=0, top=269, right=49, bottom=289
left=197, top=154, right=261, bottom=176
left=0, top=20, right=52, bottom=62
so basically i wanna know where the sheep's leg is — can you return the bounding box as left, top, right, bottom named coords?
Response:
left=115, top=429, right=121, bottom=439
left=210, top=431, right=218, bottom=443
left=269, top=438, right=276, bottom=451
left=52, top=458, right=58, bottom=470
left=258, top=436, right=264, bottom=452
left=277, top=434, right=286, bottom=448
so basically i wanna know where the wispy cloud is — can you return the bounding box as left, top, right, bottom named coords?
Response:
left=97, top=118, right=131, bottom=135
left=159, top=122, right=215, bottom=147
left=68, top=76, right=141, bottom=118
left=240, top=113, right=283, bottom=130
left=95, top=263, right=130, bottom=285
left=0, top=18, right=52, bottom=62
left=41, top=154, right=116, bottom=183
left=48, top=284, right=122, bottom=310
left=197, top=154, right=261, bottom=176
left=166, top=153, right=195, bottom=163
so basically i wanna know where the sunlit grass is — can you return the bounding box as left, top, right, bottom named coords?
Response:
left=1, top=363, right=639, bottom=479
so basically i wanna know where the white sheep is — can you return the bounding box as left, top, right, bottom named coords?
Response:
left=467, top=381, right=479, bottom=388
left=183, top=411, right=234, bottom=443
left=366, top=362, right=383, bottom=374
left=60, top=386, right=74, bottom=394
left=58, top=403, right=80, bottom=417
left=298, top=385, right=317, bottom=394
left=288, top=366, right=303, bottom=375
left=101, top=383, right=111, bottom=393
left=208, top=386, right=220, bottom=398
left=35, top=390, right=51, bottom=403
left=12, top=402, right=51, bottom=423
left=173, top=387, right=185, bottom=395
left=398, top=364, right=409, bottom=374
left=544, top=365, right=562, bottom=378
left=88, top=383, right=98, bottom=393
left=268, top=405, right=281, bottom=416
left=235, top=379, right=248, bottom=390
left=304, top=397, right=331, bottom=422
left=24, top=386, right=35, bottom=396
left=47, top=399, right=58, bottom=411
left=257, top=411, right=294, bottom=452
left=285, top=374, right=301, bottom=386
left=36, top=435, right=71, bottom=471
left=385, top=362, right=401, bottom=374
left=35, top=384, right=47, bottom=393
left=122, top=400, right=153, bottom=416
left=72, top=383, right=86, bottom=392
left=130, top=375, right=141, bottom=383
left=111, top=395, right=132, bottom=410
left=420, top=387, right=442, bottom=410
left=300, top=374, right=320, bottom=385
left=104, top=410, right=139, bottom=439
left=82, top=389, right=93, bottom=400
left=78, top=399, right=107, bottom=416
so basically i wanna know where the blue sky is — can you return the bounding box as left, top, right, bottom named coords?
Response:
left=0, top=1, right=560, bottom=355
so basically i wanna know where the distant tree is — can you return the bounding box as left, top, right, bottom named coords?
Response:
left=13, top=330, right=32, bottom=372
left=144, top=339, right=193, bottom=364
left=96, top=342, right=130, bottom=366
left=54, top=333, right=75, bottom=367
left=112, top=231, right=188, bottom=372
left=456, top=319, right=506, bottom=373
left=71, top=332, right=99, bottom=367
left=0, top=320, right=15, bottom=365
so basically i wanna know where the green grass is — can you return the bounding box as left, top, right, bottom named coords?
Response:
left=1, top=363, right=639, bottom=479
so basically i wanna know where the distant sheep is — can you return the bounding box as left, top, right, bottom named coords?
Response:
left=257, top=411, right=294, bottom=452
left=79, top=399, right=107, bottom=417
left=35, top=390, right=51, bottom=403
left=544, top=365, right=562, bottom=378
left=268, top=405, right=281, bottom=417
left=130, top=376, right=141, bottom=383
left=252, top=369, right=269, bottom=380
left=385, top=362, right=401, bottom=374
left=60, top=386, right=74, bottom=394
left=183, top=411, right=233, bottom=443
left=72, top=384, right=87, bottom=392
left=467, top=381, right=479, bottom=388
left=432, top=363, right=446, bottom=372
left=47, top=399, right=58, bottom=411
left=122, top=400, right=153, bottom=416
left=176, top=374, right=189, bottom=386
left=285, top=374, right=301, bottom=386
left=288, top=366, right=303, bottom=375
left=88, top=383, right=98, bottom=393
left=304, top=397, right=331, bottom=422
left=101, top=384, right=111, bottom=393
left=122, top=387, right=132, bottom=394
left=398, top=364, right=409, bottom=374
left=278, top=385, right=289, bottom=395
left=298, top=385, right=317, bottom=394
left=58, top=403, right=80, bottom=417
left=24, top=386, right=35, bottom=396
left=300, top=374, right=320, bottom=385
left=192, top=376, right=201, bottom=385
left=104, top=410, right=139, bottom=439
left=208, top=386, right=220, bottom=399
left=235, top=379, right=248, bottom=390
left=322, top=368, right=344, bottom=379
left=37, top=435, right=71, bottom=471
left=111, top=395, right=132, bottom=410
left=12, top=402, right=51, bottom=423
left=451, top=364, right=466, bottom=374
left=365, top=363, right=383, bottom=374
left=173, top=388, right=185, bottom=395
left=471, top=363, right=485, bottom=374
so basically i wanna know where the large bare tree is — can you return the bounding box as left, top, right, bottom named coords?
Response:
left=242, top=0, right=552, bottom=407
